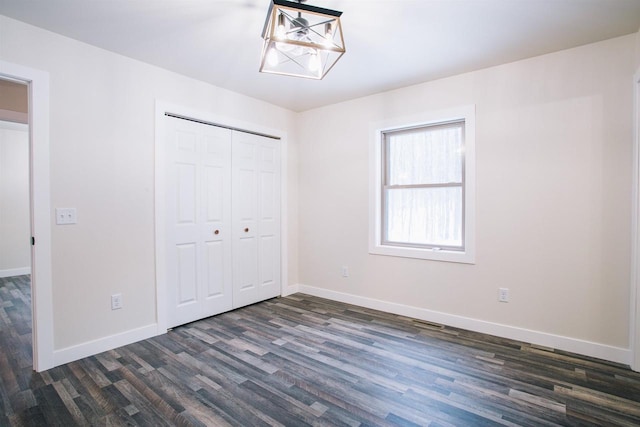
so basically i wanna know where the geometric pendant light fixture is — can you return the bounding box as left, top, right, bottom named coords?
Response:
left=259, top=0, right=345, bottom=79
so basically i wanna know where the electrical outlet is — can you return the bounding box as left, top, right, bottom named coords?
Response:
left=341, top=266, right=349, bottom=277
left=498, top=288, right=509, bottom=303
left=111, top=293, right=123, bottom=310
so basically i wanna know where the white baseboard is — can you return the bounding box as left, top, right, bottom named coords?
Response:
left=0, top=267, right=31, bottom=278
left=297, top=284, right=631, bottom=366
left=50, top=285, right=631, bottom=368
left=281, top=283, right=300, bottom=297
left=53, top=324, right=160, bottom=367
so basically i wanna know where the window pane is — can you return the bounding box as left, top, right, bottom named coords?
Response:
left=387, top=125, right=463, bottom=186
left=385, top=187, right=462, bottom=247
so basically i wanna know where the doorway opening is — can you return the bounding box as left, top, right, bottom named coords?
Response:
left=0, top=60, right=53, bottom=371
left=0, top=79, right=33, bottom=370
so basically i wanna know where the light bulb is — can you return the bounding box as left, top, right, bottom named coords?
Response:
left=308, top=51, right=320, bottom=72
left=276, top=14, right=286, bottom=39
left=267, top=48, right=279, bottom=67
left=323, top=22, right=334, bottom=47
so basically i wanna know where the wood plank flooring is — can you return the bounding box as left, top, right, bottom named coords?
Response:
left=2, top=275, right=640, bottom=426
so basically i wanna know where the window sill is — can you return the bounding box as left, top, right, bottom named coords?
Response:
left=369, top=243, right=475, bottom=264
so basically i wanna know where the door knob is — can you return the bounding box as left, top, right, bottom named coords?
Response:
left=244, top=228, right=249, bottom=233
left=214, top=230, right=220, bottom=235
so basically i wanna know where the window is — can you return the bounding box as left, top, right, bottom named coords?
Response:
left=383, top=121, right=464, bottom=249
left=369, top=106, right=475, bottom=263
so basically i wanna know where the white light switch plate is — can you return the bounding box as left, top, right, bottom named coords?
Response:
left=56, top=208, right=77, bottom=225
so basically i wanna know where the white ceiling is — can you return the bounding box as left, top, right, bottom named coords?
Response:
left=1, top=0, right=639, bottom=111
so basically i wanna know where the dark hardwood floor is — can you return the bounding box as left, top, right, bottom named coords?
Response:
left=2, top=275, right=640, bottom=426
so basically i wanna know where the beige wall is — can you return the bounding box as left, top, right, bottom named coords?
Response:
left=0, top=79, right=27, bottom=113
left=0, top=122, right=30, bottom=275
left=0, top=79, right=28, bottom=123
left=636, top=30, right=640, bottom=69
left=297, top=35, right=635, bottom=350
left=0, top=16, right=298, bottom=350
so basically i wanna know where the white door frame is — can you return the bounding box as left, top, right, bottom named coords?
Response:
left=0, top=60, right=54, bottom=372
left=154, top=101, right=289, bottom=334
left=632, top=68, right=640, bottom=372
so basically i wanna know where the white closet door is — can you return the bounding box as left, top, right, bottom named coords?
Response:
left=166, top=117, right=233, bottom=328
left=232, top=131, right=281, bottom=308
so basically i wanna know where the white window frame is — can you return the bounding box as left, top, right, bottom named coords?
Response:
left=369, top=105, right=476, bottom=264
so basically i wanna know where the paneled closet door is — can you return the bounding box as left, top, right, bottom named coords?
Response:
left=232, top=131, right=281, bottom=308
left=166, top=117, right=233, bottom=328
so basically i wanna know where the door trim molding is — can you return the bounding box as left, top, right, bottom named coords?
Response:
left=0, top=60, right=54, bottom=371
left=632, top=67, right=640, bottom=372
left=154, top=101, right=289, bottom=334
